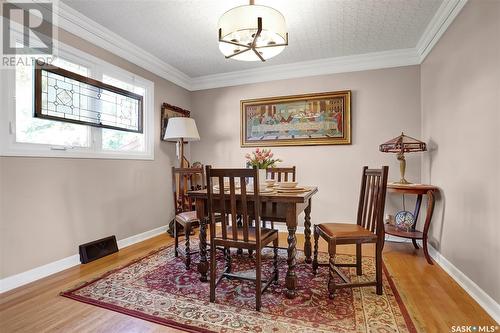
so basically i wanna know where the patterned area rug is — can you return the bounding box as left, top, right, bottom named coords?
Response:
left=62, top=241, right=416, bottom=333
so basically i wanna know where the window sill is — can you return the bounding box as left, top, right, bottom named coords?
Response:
left=0, top=146, right=154, bottom=161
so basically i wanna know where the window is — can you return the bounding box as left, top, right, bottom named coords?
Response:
left=15, top=58, right=91, bottom=148
left=0, top=41, right=154, bottom=160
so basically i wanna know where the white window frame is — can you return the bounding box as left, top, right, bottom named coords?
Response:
left=0, top=39, right=155, bottom=160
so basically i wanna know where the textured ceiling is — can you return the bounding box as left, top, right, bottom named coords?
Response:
left=61, top=0, right=442, bottom=77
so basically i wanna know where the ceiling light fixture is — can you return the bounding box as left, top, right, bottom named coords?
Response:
left=217, top=0, right=288, bottom=62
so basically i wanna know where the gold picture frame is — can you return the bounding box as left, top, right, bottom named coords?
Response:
left=241, top=90, right=351, bottom=147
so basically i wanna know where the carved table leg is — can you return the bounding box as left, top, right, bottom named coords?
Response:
left=422, top=190, right=436, bottom=265
left=198, top=217, right=209, bottom=281
left=286, top=226, right=297, bottom=298
left=304, top=198, right=312, bottom=264
left=412, top=194, right=423, bottom=249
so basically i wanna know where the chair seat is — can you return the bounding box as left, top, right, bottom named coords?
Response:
left=214, top=227, right=278, bottom=244
left=317, top=223, right=377, bottom=241
left=175, top=211, right=199, bottom=225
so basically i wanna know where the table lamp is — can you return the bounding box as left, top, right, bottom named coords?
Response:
left=163, top=117, right=200, bottom=167
left=379, top=132, right=426, bottom=184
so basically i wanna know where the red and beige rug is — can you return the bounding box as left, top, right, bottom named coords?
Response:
left=62, top=242, right=416, bottom=333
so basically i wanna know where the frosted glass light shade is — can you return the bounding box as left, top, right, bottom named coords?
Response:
left=218, top=4, right=287, bottom=62
left=163, top=118, right=200, bottom=142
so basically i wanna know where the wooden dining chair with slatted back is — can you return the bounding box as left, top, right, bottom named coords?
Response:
left=266, top=166, right=296, bottom=183
left=263, top=166, right=296, bottom=229
left=206, top=166, right=280, bottom=311
left=312, top=166, right=389, bottom=298
left=172, top=166, right=205, bottom=269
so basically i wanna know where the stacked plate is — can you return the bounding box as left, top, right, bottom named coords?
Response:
left=276, top=182, right=308, bottom=194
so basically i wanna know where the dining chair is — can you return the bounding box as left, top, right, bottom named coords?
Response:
left=266, top=166, right=296, bottom=182
left=263, top=166, right=297, bottom=229
left=206, top=166, right=279, bottom=311
left=172, top=166, right=205, bottom=269
left=312, top=166, right=389, bottom=298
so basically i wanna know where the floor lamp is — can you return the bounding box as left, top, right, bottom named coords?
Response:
left=163, top=117, right=200, bottom=167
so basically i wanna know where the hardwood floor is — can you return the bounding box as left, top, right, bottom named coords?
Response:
left=0, top=232, right=496, bottom=332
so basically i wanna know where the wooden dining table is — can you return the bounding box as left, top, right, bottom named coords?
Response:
left=187, top=186, right=319, bottom=298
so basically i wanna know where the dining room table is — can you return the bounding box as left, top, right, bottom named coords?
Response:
left=187, top=185, right=319, bottom=299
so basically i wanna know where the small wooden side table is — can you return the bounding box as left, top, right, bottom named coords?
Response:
left=384, top=183, right=439, bottom=265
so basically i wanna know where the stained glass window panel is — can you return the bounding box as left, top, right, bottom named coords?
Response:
left=36, top=65, right=143, bottom=133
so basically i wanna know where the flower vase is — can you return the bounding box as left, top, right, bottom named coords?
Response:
left=258, top=168, right=267, bottom=185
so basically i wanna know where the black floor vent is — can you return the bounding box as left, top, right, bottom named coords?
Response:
left=79, top=235, right=118, bottom=264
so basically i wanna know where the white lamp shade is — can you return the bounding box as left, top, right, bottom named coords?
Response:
left=218, top=4, right=287, bottom=61
left=163, top=117, right=200, bottom=142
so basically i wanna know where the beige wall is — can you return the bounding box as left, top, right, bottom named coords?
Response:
left=421, top=1, right=500, bottom=303
left=0, top=28, right=190, bottom=278
left=190, top=66, right=422, bottom=225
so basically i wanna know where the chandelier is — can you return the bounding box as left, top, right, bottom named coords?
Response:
left=217, top=0, right=288, bottom=62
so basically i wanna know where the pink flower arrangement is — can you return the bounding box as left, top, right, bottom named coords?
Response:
left=245, top=148, right=282, bottom=169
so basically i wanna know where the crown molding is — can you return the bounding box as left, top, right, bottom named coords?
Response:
left=416, top=0, right=468, bottom=63
left=55, top=1, right=192, bottom=90
left=47, top=0, right=466, bottom=91
left=190, top=48, right=420, bottom=91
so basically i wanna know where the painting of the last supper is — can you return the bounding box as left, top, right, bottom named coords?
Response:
left=241, top=90, right=351, bottom=147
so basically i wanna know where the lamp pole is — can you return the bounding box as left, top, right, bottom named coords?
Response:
left=179, top=137, right=185, bottom=167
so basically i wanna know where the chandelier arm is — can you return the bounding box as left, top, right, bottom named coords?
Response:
left=226, top=47, right=251, bottom=59
left=254, top=43, right=288, bottom=49
left=252, top=48, right=266, bottom=62
left=251, top=17, right=263, bottom=49
left=218, top=39, right=250, bottom=49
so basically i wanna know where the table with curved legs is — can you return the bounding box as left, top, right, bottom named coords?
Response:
left=384, top=183, right=438, bottom=265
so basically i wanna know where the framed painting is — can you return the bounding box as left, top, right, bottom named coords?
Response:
left=241, top=90, right=351, bottom=147
left=160, top=102, right=190, bottom=141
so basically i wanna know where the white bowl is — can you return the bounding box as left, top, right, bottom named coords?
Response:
left=278, top=181, right=298, bottom=189
left=264, top=179, right=276, bottom=187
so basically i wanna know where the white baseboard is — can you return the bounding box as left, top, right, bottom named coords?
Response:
left=0, top=225, right=168, bottom=294
left=116, top=225, right=167, bottom=249
left=0, top=254, right=81, bottom=294
left=427, top=245, right=500, bottom=324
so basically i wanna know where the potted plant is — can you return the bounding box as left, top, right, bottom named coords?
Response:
left=245, top=148, right=282, bottom=183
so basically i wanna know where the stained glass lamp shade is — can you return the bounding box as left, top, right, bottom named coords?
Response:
left=379, top=132, right=427, bottom=184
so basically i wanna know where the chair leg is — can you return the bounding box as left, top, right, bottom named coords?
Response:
left=273, top=238, right=279, bottom=282
left=375, top=242, right=383, bottom=295
left=225, top=247, right=232, bottom=273
left=356, top=243, right=362, bottom=276
left=256, top=248, right=262, bottom=311
left=328, top=239, right=337, bottom=299
left=174, top=220, right=179, bottom=257
left=210, top=241, right=216, bottom=303
left=184, top=222, right=191, bottom=269
left=312, top=226, right=319, bottom=275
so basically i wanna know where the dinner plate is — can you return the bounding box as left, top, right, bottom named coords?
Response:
left=276, top=186, right=305, bottom=191
left=276, top=188, right=309, bottom=193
